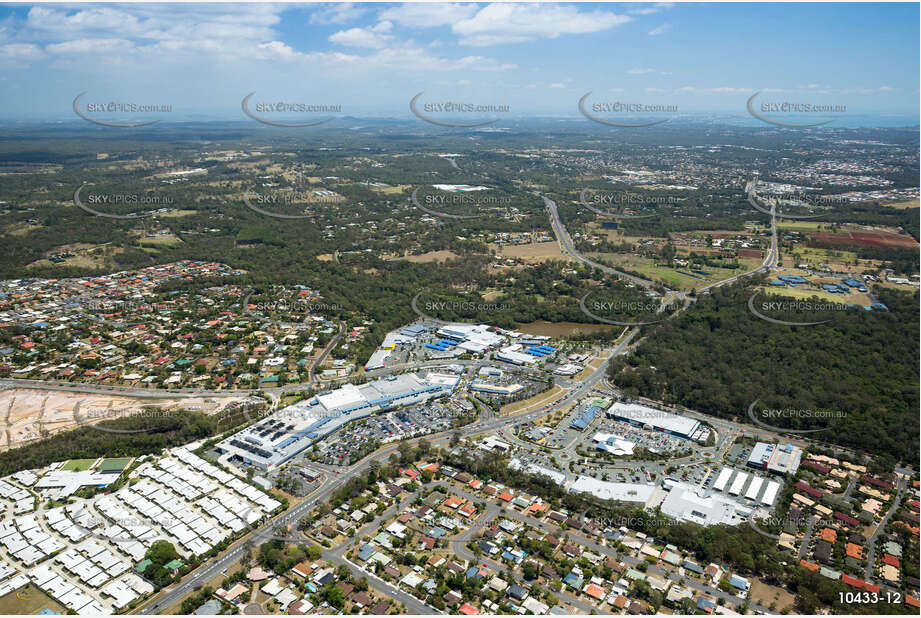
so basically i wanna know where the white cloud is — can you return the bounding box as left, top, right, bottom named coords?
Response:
left=26, top=5, right=280, bottom=43
left=14, top=3, right=515, bottom=78
left=0, top=42, right=45, bottom=61
left=379, top=3, right=478, bottom=28
left=453, top=3, right=631, bottom=46
left=550, top=82, right=565, bottom=89
left=309, top=4, right=370, bottom=25
left=27, top=6, right=142, bottom=34
left=329, top=23, right=393, bottom=49
left=628, top=68, right=656, bottom=74
left=648, top=23, right=671, bottom=36
left=45, top=38, right=133, bottom=55
left=255, top=40, right=301, bottom=60
left=628, top=3, right=675, bottom=16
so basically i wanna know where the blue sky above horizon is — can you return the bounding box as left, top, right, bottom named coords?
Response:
left=0, top=2, right=918, bottom=122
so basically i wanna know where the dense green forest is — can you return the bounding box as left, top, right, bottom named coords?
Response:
left=609, top=282, right=919, bottom=465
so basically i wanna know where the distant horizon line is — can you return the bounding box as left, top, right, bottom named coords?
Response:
left=1, top=112, right=918, bottom=128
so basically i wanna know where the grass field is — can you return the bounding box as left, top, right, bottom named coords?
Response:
left=0, top=584, right=66, bottom=615
left=516, top=320, right=619, bottom=337
left=788, top=246, right=859, bottom=265
left=573, top=355, right=607, bottom=381
left=584, top=224, right=658, bottom=244
left=750, top=578, right=795, bottom=613
left=99, top=457, right=133, bottom=471
left=139, top=234, right=183, bottom=247
left=370, top=184, right=411, bottom=194
left=887, top=198, right=919, bottom=209
left=760, top=285, right=872, bottom=306
left=776, top=221, right=834, bottom=231
left=501, top=385, right=565, bottom=416
left=491, top=241, right=575, bottom=263
left=396, top=250, right=461, bottom=263
left=587, top=252, right=761, bottom=291
left=2, top=222, right=41, bottom=237
left=61, top=458, right=96, bottom=471
left=157, top=209, right=198, bottom=218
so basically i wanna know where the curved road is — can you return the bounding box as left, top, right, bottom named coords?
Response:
left=540, top=194, right=664, bottom=292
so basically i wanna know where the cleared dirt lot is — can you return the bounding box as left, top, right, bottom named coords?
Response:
left=390, top=250, right=462, bottom=263
left=490, top=241, right=575, bottom=263
left=500, top=385, right=565, bottom=416
left=810, top=230, right=918, bottom=248
left=0, top=388, right=251, bottom=449
left=750, top=578, right=795, bottom=612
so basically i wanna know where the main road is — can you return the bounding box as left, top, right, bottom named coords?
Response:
left=540, top=193, right=664, bottom=292
left=696, top=183, right=778, bottom=293
left=541, top=182, right=779, bottom=298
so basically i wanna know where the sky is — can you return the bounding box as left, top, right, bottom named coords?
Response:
left=0, top=2, right=918, bottom=123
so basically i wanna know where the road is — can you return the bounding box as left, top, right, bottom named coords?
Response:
left=49, top=177, right=793, bottom=614
left=797, top=516, right=818, bottom=561
left=541, top=183, right=779, bottom=306
left=4, top=179, right=771, bottom=406
left=696, top=184, right=778, bottom=293
left=307, top=319, right=344, bottom=386
left=540, top=194, right=665, bottom=292
left=864, top=476, right=907, bottom=581
left=0, top=378, right=255, bottom=398
left=126, top=203, right=795, bottom=615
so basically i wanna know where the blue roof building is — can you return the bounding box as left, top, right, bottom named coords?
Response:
left=563, top=573, right=583, bottom=589
left=357, top=544, right=375, bottom=561
left=728, top=574, right=750, bottom=590
left=697, top=597, right=716, bottom=612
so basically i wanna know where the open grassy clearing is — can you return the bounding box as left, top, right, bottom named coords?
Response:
left=500, top=385, right=565, bottom=416
left=61, top=458, right=96, bottom=471
left=491, top=241, right=575, bottom=263
left=885, top=198, right=919, bottom=209
left=759, top=285, right=873, bottom=306
left=587, top=252, right=761, bottom=291
left=0, top=583, right=66, bottom=614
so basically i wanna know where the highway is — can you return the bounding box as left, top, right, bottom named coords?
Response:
left=0, top=377, right=254, bottom=398
left=540, top=183, right=780, bottom=299
left=540, top=194, right=665, bottom=292
left=696, top=184, right=778, bottom=294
